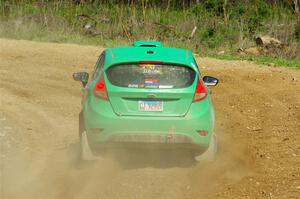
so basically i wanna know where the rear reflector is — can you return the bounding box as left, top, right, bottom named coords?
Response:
left=193, top=76, right=207, bottom=102
left=197, top=130, right=208, bottom=136
left=90, top=128, right=104, bottom=134
left=93, top=74, right=108, bottom=100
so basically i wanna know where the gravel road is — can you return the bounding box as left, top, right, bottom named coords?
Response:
left=0, top=39, right=299, bottom=199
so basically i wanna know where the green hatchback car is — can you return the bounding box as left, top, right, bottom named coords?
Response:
left=73, top=41, right=219, bottom=161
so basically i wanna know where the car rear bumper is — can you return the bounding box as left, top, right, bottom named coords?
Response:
left=83, top=97, right=215, bottom=153
left=107, top=133, right=193, bottom=143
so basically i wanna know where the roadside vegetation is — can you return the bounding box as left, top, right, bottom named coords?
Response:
left=0, top=0, right=299, bottom=68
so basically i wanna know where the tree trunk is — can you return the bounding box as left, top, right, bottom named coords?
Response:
left=255, top=36, right=282, bottom=48
left=294, top=0, right=299, bottom=14
left=223, top=0, right=228, bottom=24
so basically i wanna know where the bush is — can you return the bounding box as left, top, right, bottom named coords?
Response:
left=295, top=24, right=300, bottom=41
left=0, top=0, right=298, bottom=60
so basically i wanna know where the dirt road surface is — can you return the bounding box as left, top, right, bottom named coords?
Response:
left=0, top=39, right=299, bottom=199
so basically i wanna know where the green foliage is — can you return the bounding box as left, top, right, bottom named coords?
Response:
left=191, top=0, right=223, bottom=17
left=0, top=0, right=299, bottom=65
left=295, top=24, right=300, bottom=42
left=240, top=0, right=272, bottom=36
left=256, top=0, right=271, bottom=18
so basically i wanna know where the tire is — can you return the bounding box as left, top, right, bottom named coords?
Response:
left=195, top=134, right=218, bottom=162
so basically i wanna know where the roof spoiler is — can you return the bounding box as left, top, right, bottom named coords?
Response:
left=133, top=41, right=163, bottom=48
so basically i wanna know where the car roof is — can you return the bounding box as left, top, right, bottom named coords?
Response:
left=103, top=41, right=197, bottom=70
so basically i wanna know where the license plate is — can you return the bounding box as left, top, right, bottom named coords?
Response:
left=139, top=101, right=163, bottom=112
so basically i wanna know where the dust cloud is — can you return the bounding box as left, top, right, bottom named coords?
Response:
left=1, top=124, right=252, bottom=199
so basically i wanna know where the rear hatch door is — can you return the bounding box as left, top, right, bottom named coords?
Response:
left=105, top=63, right=196, bottom=117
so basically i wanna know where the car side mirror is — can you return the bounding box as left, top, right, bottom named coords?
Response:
left=203, top=76, right=219, bottom=86
left=73, top=72, right=89, bottom=87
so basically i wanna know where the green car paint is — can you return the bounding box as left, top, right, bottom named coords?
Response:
left=74, top=41, right=218, bottom=160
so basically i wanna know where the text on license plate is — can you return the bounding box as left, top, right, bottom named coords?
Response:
left=139, top=101, right=163, bottom=112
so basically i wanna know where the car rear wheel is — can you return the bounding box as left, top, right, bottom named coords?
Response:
left=195, top=134, right=217, bottom=162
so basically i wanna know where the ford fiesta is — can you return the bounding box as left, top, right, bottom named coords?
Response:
left=73, top=41, right=219, bottom=161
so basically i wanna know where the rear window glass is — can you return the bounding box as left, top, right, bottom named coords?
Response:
left=106, top=64, right=196, bottom=89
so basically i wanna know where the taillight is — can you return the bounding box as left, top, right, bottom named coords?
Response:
left=193, top=76, right=207, bottom=102
left=93, top=74, right=108, bottom=100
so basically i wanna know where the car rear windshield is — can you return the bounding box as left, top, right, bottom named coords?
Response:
left=106, top=63, right=196, bottom=89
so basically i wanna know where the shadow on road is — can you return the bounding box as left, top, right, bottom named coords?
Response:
left=66, top=142, right=197, bottom=169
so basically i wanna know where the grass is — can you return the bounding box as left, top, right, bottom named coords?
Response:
left=210, top=54, right=300, bottom=69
